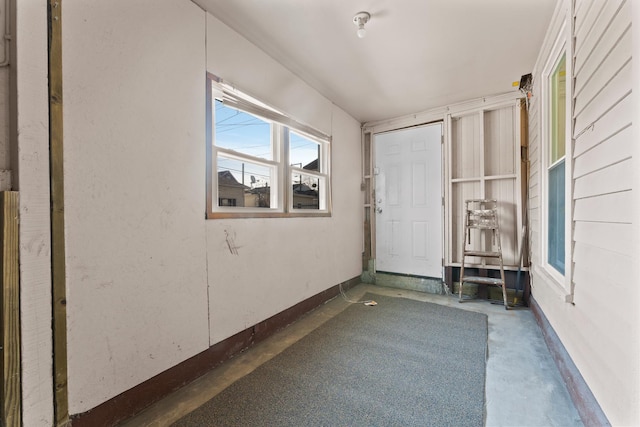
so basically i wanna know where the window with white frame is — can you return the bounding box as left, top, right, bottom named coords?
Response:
left=546, top=52, right=566, bottom=275
left=206, top=74, right=331, bottom=218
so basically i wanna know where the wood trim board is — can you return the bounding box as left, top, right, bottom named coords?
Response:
left=47, top=1, right=70, bottom=425
left=1, top=192, right=20, bottom=426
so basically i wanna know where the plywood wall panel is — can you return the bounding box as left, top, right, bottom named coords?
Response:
left=63, top=1, right=210, bottom=414
left=451, top=114, right=481, bottom=179
left=15, top=2, right=54, bottom=425
left=484, top=107, right=516, bottom=176
left=486, top=179, right=519, bottom=266
left=449, top=103, right=521, bottom=268
left=451, top=181, right=480, bottom=264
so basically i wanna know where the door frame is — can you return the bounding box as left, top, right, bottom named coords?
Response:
left=371, top=121, right=445, bottom=279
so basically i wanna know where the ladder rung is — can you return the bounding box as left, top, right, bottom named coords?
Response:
left=461, top=276, right=504, bottom=286
left=463, top=250, right=501, bottom=258
left=467, top=224, right=498, bottom=230
left=468, top=209, right=496, bottom=216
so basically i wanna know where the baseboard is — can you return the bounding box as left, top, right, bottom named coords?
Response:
left=530, top=297, right=610, bottom=427
left=374, top=271, right=443, bottom=294
left=70, top=276, right=361, bottom=427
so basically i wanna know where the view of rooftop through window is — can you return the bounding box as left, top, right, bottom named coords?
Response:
left=209, top=87, right=329, bottom=213
left=215, top=100, right=320, bottom=186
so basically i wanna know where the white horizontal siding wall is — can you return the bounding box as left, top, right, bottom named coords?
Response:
left=529, top=0, right=639, bottom=424
left=571, top=1, right=635, bottom=423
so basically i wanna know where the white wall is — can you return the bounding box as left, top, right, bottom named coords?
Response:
left=15, top=1, right=54, bottom=426
left=528, top=0, right=639, bottom=424
left=62, top=1, right=209, bottom=414
left=48, top=0, right=363, bottom=416
left=204, top=12, right=363, bottom=345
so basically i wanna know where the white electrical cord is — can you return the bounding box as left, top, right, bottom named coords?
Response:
left=339, top=283, right=377, bottom=305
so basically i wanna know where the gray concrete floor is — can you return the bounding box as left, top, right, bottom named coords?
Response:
left=123, top=283, right=583, bottom=427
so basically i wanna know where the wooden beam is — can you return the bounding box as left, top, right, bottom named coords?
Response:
left=47, top=1, right=69, bottom=426
left=1, top=192, right=20, bottom=427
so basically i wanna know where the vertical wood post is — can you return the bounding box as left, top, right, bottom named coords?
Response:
left=48, top=1, right=69, bottom=426
left=1, top=192, right=20, bottom=427
left=362, top=132, right=372, bottom=271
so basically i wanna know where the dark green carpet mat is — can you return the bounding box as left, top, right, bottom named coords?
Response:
left=173, top=294, right=488, bottom=426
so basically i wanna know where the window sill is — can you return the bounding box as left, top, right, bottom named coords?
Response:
left=532, top=264, right=573, bottom=303
left=207, top=211, right=331, bottom=219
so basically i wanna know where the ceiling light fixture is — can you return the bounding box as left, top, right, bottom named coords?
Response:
left=353, top=11, right=370, bottom=38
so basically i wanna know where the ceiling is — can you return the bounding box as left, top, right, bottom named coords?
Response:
left=193, top=0, right=557, bottom=124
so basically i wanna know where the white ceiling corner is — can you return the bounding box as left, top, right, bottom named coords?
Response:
left=193, top=0, right=557, bottom=124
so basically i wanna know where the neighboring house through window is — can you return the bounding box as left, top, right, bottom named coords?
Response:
left=206, top=74, right=331, bottom=218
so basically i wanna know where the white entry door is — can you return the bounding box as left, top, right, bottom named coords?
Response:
left=374, top=123, right=442, bottom=277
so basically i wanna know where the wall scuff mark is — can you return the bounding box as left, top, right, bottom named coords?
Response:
left=224, top=229, right=239, bottom=255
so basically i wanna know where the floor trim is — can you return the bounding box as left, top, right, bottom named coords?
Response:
left=530, top=297, right=610, bottom=427
left=69, top=277, right=360, bottom=427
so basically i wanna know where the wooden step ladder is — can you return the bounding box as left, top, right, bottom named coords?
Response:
left=458, top=199, right=510, bottom=310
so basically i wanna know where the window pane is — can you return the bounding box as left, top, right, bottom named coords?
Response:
left=548, top=160, right=565, bottom=274
left=215, top=100, right=273, bottom=161
left=551, top=54, right=566, bottom=164
left=217, top=156, right=273, bottom=208
left=292, top=173, right=320, bottom=210
left=290, top=131, right=320, bottom=171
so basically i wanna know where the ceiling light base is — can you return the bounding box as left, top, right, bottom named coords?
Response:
left=353, top=11, right=370, bottom=38
left=353, top=12, right=370, bottom=26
